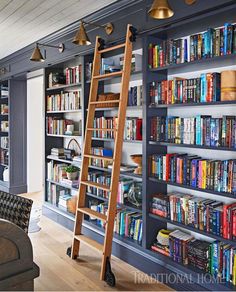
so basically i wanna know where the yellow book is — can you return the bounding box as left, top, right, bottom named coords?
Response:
left=233, top=253, right=236, bottom=285
left=155, top=45, right=159, bottom=68
left=202, top=160, right=207, bottom=189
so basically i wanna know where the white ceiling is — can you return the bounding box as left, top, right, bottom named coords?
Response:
left=0, top=0, right=118, bottom=59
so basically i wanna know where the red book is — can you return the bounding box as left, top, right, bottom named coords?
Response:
left=166, top=153, right=175, bottom=181
left=223, top=203, right=236, bottom=239
left=136, top=119, right=142, bottom=140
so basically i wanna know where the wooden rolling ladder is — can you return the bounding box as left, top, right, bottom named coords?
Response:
left=67, top=24, right=137, bottom=286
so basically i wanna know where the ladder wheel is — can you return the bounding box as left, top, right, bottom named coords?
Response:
left=67, top=246, right=72, bottom=257
left=105, top=270, right=116, bottom=287
left=105, top=257, right=116, bottom=287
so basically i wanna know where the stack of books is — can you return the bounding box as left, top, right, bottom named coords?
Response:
left=149, top=72, right=221, bottom=105
left=128, top=85, right=143, bottom=106
left=1, top=86, right=9, bottom=98
left=0, top=148, right=8, bottom=165
left=1, top=121, right=9, bottom=132
left=1, top=137, right=8, bottom=148
left=148, top=23, right=236, bottom=69
left=50, top=148, right=66, bottom=159
left=47, top=91, right=81, bottom=111
left=60, top=178, right=79, bottom=189
left=65, top=65, right=82, bottom=84
left=150, top=115, right=236, bottom=148
left=150, top=153, right=236, bottom=194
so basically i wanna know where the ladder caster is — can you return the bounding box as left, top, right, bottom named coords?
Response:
left=105, top=257, right=116, bottom=287
left=67, top=246, right=72, bottom=257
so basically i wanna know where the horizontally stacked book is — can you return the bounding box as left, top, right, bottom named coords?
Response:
left=149, top=153, right=236, bottom=194
left=150, top=115, right=236, bottom=148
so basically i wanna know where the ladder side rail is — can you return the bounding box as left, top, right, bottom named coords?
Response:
left=100, top=24, right=134, bottom=280
left=71, top=36, right=102, bottom=259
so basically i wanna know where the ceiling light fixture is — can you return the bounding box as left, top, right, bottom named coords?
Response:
left=72, top=20, right=114, bottom=46
left=30, top=42, right=65, bottom=62
left=149, top=0, right=197, bottom=19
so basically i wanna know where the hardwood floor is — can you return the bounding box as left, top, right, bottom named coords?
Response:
left=25, top=192, right=172, bottom=291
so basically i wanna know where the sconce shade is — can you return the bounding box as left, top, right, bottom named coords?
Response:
left=72, top=21, right=91, bottom=45
left=30, top=44, right=45, bottom=62
left=148, top=0, right=174, bottom=19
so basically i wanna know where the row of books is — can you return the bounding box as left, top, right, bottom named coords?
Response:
left=1, top=137, right=8, bottom=149
left=0, top=148, right=8, bottom=165
left=148, top=23, right=236, bottom=68
left=128, top=85, right=143, bottom=106
left=47, top=91, right=81, bottom=112
left=152, top=229, right=236, bottom=285
left=89, top=202, right=142, bottom=243
left=149, top=153, right=236, bottom=194
left=47, top=161, right=79, bottom=188
left=151, top=192, right=236, bottom=239
left=65, top=65, right=82, bottom=85
left=149, top=72, right=221, bottom=105
left=150, top=115, right=236, bottom=148
left=46, top=117, right=81, bottom=136
left=93, top=117, right=142, bottom=141
left=87, top=171, right=135, bottom=205
left=89, top=147, right=113, bottom=168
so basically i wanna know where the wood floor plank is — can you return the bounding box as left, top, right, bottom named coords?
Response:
left=24, top=192, right=172, bottom=291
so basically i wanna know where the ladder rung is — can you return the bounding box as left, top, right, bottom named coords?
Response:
left=74, top=234, right=103, bottom=252
left=78, top=207, right=107, bottom=222
left=81, top=180, right=110, bottom=192
left=90, top=100, right=120, bottom=105
left=84, top=154, right=114, bottom=162
left=98, top=43, right=125, bottom=54
left=93, top=71, right=123, bottom=80
left=87, top=128, right=116, bottom=132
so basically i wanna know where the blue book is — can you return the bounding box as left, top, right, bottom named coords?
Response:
left=224, top=23, right=229, bottom=55
left=200, top=73, right=207, bottom=102
left=195, top=115, right=202, bottom=145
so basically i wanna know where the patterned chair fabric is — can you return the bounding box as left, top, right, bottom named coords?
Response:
left=0, top=192, right=33, bottom=233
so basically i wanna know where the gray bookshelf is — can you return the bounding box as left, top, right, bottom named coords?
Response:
left=0, top=78, right=27, bottom=194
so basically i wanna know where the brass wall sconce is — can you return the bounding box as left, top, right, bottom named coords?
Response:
left=30, top=42, right=65, bottom=62
left=72, top=20, right=114, bottom=46
left=149, top=0, right=197, bottom=19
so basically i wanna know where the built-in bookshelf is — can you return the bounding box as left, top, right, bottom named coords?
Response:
left=42, top=7, right=236, bottom=290
left=44, top=57, right=87, bottom=214
left=0, top=79, right=27, bottom=193
left=143, top=15, right=236, bottom=289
